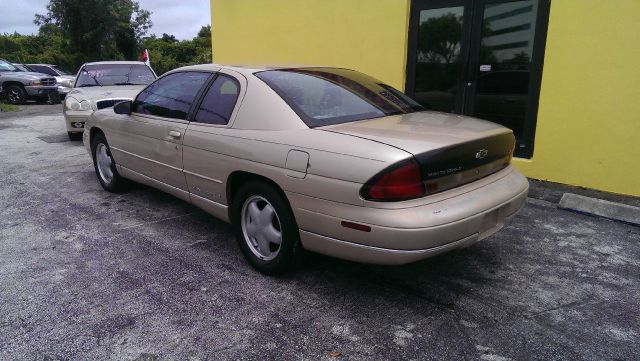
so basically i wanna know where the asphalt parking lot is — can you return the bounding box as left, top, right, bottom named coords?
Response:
left=1, top=104, right=638, bottom=360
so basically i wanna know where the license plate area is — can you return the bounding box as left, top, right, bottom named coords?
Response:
left=479, top=203, right=510, bottom=239
left=481, top=209, right=499, bottom=234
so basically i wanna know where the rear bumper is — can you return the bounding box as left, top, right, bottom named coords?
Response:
left=301, top=231, right=482, bottom=265
left=290, top=166, right=528, bottom=265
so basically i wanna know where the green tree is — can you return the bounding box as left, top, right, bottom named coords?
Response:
left=418, top=14, right=462, bottom=64
left=34, top=0, right=152, bottom=62
left=161, top=33, right=177, bottom=43
left=142, top=25, right=212, bottom=76
left=197, top=25, right=211, bottom=39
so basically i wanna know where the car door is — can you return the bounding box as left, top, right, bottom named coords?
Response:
left=108, top=71, right=212, bottom=196
left=182, top=71, right=245, bottom=218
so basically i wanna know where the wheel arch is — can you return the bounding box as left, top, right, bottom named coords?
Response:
left=2, top=81, right=26, bottom=89
left=226, top=171, right=292, bottom=221
left=89, top=126, right=105, bottom=145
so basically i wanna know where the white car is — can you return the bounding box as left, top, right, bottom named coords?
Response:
left=63, top=61, right=156, bottom=140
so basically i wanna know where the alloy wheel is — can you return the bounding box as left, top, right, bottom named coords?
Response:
left=241, top=195, right=283, bottom=261
left=95, top=143, right=114, bottom=184
left=8, top=88, right=22, bottom=104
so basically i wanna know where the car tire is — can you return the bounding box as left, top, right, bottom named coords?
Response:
left=231, top=180, right=304, bottom=275
left=91, top=133, right=128, bottom=192
left=5, top=85, right=27, bottom=105
left=68, top=132, right=82, bottom=141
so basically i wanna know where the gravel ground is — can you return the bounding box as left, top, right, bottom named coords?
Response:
left=1, top=104, right=638, bottom=360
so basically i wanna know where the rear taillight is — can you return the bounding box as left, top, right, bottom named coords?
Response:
left=361, top=159, right=425, bottom=201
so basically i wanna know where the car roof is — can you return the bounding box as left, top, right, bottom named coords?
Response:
left=170, top=63, right=326, bottom=77
left=26, top=63, right=55, bottom=66
left=83, top=61, right=148, bottom=66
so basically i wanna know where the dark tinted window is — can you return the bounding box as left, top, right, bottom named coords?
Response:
left=76, top=64, right=156, bottom=87
left=256, top=68, right=424, bottom=127
left=476, top=71, right=529, bottom=94
left=28, top=65, right=56, bottom=76
left=134, top=72, right=210, bottom=120
left=194, top=75, right=240, bottom=125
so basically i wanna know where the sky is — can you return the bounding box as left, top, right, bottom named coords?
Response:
left=0, top=0, right=211, bottom=40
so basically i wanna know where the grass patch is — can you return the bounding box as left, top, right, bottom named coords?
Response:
left=0, top=102, right=19, bottom=112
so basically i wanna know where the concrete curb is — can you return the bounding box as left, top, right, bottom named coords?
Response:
left=558, top=193, right=640, bottom=226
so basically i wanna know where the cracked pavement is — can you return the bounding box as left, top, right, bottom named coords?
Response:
left=1, top=104, right=639, bottom=360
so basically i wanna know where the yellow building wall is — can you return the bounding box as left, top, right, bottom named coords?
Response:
left=512, top=0, right=640, bottom=196
left=210, top=0, right=410, bottom=90
left=211, top=0, right=640, bottom=196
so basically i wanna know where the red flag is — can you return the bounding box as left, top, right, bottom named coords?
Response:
left=141, top=49, right=150, bottom=66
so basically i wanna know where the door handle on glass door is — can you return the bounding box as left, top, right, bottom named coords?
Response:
left=168, top=130, right=181, bottom=138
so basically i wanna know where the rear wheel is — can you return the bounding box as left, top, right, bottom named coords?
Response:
left=232, top=180, right=303, bottom=275
left=91, top=133, right=127, bottom=192
left=5, top=85, right=26, bottom=105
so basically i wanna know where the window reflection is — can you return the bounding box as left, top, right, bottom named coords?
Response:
left=194, top=75, right=240, bottom=125
left=134, top=72, right=210, bottom=120
left=414, top=7, right=464, bottom=112
left=474, top=0, right=538, bottom=139
left=479, top=1, right=538, bottom=65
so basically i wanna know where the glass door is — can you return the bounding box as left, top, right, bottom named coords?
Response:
left=406, top=0, right=473, bottom=114
left=406, top=0, right=550, bottom=158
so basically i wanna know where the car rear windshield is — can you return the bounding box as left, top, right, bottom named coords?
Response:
left=256, top=68, right=424, bottom=127
left=75, top=64, right=156, bottom=87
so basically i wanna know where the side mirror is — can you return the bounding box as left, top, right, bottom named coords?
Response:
left=113, top=100, right=132, bottom=115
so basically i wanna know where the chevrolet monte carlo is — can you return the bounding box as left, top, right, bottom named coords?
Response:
left=83, top=64, right=529, bottom=274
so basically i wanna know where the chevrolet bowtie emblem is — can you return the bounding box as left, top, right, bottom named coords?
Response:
left=475, top=149, right=488, bottom=159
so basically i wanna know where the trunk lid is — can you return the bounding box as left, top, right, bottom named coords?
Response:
left=321, top=111, right=515, bottom=195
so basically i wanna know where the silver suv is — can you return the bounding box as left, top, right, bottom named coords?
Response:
left=0, top=58, right=58, bottom=104
left=24, top=63, right=76, bottom=98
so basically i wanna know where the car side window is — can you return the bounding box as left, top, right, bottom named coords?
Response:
left=133, top=72, right=210, bottom=120
left=193, top=74, right=240, bottom=125
left=30, top=65, right=56, bottom=76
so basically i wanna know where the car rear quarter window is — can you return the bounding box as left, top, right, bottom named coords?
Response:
left=256, top=68, right=424, bottom=127
left=133, top=72, right=210, bottom=120
left=52, top=66, right=69, bottom=75
left=193, top=74, right=240, bottom=125
left=28, top=65, right=56, bottom=76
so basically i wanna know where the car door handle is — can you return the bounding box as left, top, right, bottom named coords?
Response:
left=168, top=130, right=181, bottom=138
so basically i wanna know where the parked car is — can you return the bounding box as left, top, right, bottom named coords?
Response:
left=64, top=61, right=156, bottom=140
left=24, top=63, right=76, bottom=98
left=0, top=58, right=58, bottom=104
left=84, top=65, right=529, bottom=275
left=12, top=64, right=32, bottom=72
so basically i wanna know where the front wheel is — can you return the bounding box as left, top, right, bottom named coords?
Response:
left=5, top=85, right=27, bottom=105
left=232, top=181, right=303, bottom=275
left=91, top=133, right=128, bottom=192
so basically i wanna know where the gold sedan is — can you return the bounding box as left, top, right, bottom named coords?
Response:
left=83, top=64, right=528, bottom=274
